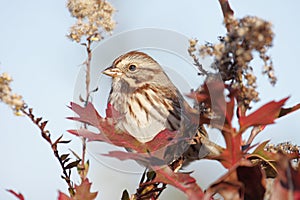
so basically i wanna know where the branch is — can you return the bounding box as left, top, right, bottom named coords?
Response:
left=78, top=36, right=94, bottom=181
left=21, top=106, right=76, bottom=196
left=218, top=0, right=234, bottom=32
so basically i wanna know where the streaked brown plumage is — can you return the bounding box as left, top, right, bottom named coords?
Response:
left=103, top=51, right=207, bottom=166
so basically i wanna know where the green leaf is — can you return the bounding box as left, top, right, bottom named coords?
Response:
left=65, top=160, right=81, bottom=169
left=63, top=158, right=71, bottom=165
left=58, top=140, right=71, bottom=144
left=248, top=140, right=277, bottom=174
left=146, top=171, right=156, bottom=180
left=60, top=154, right=69, bottom=161
left=121, top=190, right=130, bottom=200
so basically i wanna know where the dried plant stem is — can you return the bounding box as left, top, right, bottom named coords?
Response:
left=79, top=136, right=87, bottom=181
left=218, top=0, right=234, bottom=18
left=188, top=48, right=209, bottom=76
left=21, top=107, right=75, bottom=196
left=84, top=38, right=92, bottom=106
left=218, top=0, right=234, bottom=32
left=79, top=37, right=93, bottom=181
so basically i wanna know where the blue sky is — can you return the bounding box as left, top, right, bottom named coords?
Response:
left=1, top=1, right=300, bottom=199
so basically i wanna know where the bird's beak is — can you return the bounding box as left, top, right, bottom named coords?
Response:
left=102, top=66, right=122, bottom=78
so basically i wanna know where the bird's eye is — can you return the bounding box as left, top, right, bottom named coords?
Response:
left=128, top=64, right=137, bottom=71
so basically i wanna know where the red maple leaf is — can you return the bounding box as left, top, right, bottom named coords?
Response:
left=152, top=166, right=204, bottom=200
left=103, top=149, right=204, bottom=199
left=68, top=102, right=179, bottom=154
left=7, top=190, right=25, bottom=200
left=57, top=179, right=97, bottom=200
left=57, top=192, right=71, bottom=200
left=205, top=160, right=265, bottom=200
left=187, top=80, right=235, bottom=129
left=74, top=179, right=98, bottom=200
left=192, top=81, right=243, bottom=168
left=269, top=153, right=300, bottom=200
left=238, top=97, right=289, bottom=132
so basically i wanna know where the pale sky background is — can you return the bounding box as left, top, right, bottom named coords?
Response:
left=1, top=1, right=300, bottom=200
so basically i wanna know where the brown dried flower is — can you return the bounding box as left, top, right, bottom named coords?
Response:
left=265, top=142, right=300, bottom=155
left=194, top=16, right=276, bottom=108
left=67, top=0, right=115, bottom=43
left=0, top=72, right=24, bottom=115
left=265, top=142, right=300, bottom=168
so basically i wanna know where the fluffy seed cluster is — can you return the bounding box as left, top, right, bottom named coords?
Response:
left=265, top=142, right=300, bottom=155
left=0, top=72, right=24, bottom=115
left=67, top=0, right=115, bottom=43
left=265, top=142, right=300, bottom=167
left=191, top=16, right=276, bottom=108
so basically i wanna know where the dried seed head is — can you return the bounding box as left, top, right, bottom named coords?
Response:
left=0, top=72, right=24, bottom=115
left=196, top=16, right=276, bottom=109
left=67, top=0, right=115, bottom=43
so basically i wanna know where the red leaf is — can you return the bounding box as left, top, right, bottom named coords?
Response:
left=68, top=128, right=121, bottom=144
left=279, top=103, right=300, bottom=118
left=69, top=127, right=144, bottom=150
left=209, top=164, right=265, bottom=200
left=219, top=134, right=243, bottom=169
left=105, top=103, right=120, bottom=118
left=236, top=164, right=265, bottom=199
left=205, top=160, right=260, bottom=200
left=269, top=153, right=300, bottom=200
left=7, top=190, right=25, bottom=200
left=239, top=97, right=289, bottom=132
left=103, top=151, right=204, bottom=199
left=74, top=179, right=98, bottom=200
left=68, top=102, right=179, bottom=154
left=206, top=80, right=227, bottom=119
left=57, top=192, right=71, bottom=200
left=103, top=150, right=172, bottom=167
left=190, top=81, right=244, bottom=169
left=186, top=92, right=210, bottom=102
left=144, top=129, right=179, bottom=152
left=68, top=102, right=142, bottom=149
left=67, top=102, right=102, bottom=127
left=152, top=166, right=204, bottom=200
left=188, top=80, right=234, bottom=128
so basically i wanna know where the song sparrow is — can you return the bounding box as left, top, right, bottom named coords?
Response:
left=103, top=51, right=208, bottom=165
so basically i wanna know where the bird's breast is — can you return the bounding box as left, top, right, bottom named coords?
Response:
left=109, top=87, right=175, bottom=143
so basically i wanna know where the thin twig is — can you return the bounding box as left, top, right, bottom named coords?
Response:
left=79, top=37, right=93, bottom=181
left=21, top=107, right=75, bottom=196
left=84, top=38, right=92, bottom=106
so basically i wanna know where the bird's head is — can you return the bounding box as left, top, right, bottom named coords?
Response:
left=103, top=51, right=169, bottom=88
